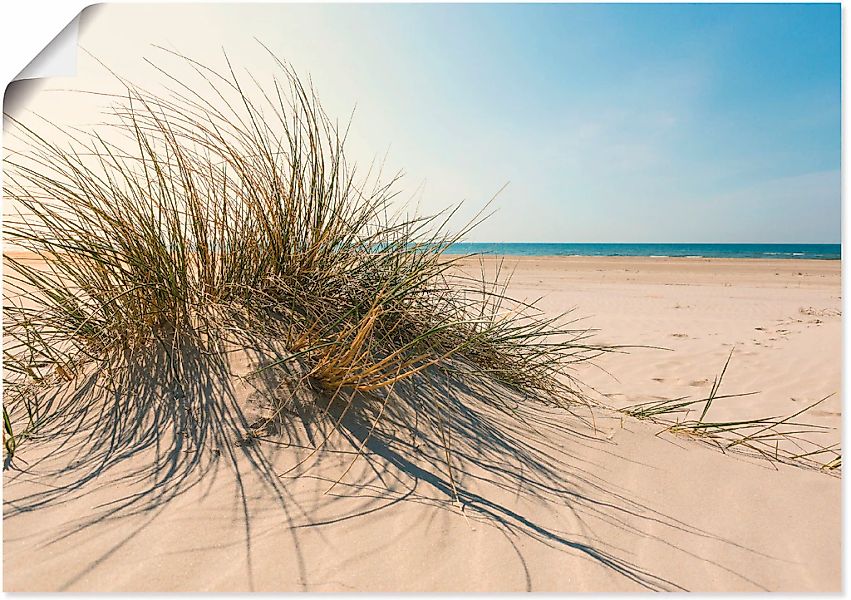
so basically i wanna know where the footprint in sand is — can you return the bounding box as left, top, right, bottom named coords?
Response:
left=800, top=306, right=841, bottom=318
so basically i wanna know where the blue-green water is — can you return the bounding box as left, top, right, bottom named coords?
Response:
left=443, top=243, right=840, bottom=260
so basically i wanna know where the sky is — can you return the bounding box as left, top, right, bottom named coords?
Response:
left=10, top=3, right=841, bottom=243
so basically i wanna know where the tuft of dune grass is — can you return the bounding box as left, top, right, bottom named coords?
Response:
left=2, top=49, right=607, bottom=466
left=621, top=350, right=841, bottom=473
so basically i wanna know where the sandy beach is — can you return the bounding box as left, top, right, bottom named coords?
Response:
left=3, top=256, right=841, bottom=592
left=2, top=3, right=840, bottom=591
left=479, top=256, right=842, bottom=426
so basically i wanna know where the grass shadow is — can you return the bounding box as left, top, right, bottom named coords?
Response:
left=5, top=346, right=782, bottom=591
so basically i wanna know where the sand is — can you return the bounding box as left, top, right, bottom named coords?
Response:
left=477, top=256, right=842, bottom=427
left=3, top=256, right=841, bottom=592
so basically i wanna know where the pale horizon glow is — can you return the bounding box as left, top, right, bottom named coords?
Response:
left=6, top=3, right=840, bottom=244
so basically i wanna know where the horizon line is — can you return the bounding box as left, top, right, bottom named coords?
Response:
left=453, top=241, right=841, bottom=246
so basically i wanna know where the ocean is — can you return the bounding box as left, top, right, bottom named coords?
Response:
left=443, top=243, right=841, bottom=260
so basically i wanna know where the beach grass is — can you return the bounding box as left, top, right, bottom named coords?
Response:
left=621, top=350, right=840, bottom=471
left=2, top=50, right=606, bottom=465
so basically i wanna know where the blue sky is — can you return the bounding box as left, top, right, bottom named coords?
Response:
left=74, top=3, right=841, bottom=243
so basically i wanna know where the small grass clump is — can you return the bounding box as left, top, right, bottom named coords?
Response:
left=2, top=50, right=605, bottom=463
left=621, top=350, right=840, bottom=472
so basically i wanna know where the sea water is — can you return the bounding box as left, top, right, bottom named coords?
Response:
left=443, top=243, right=840, bottom=260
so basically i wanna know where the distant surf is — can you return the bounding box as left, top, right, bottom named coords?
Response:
left=443, top=243, right=841, bottom=260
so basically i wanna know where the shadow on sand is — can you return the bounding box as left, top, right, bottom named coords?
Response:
left=3, top=337, right=776, bottom=591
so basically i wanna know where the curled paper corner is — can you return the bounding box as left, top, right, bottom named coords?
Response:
left=4, top=4, right=103, bottom=119
left=15, top=14, right=80, bottom=82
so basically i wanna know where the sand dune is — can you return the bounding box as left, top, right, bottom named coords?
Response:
left=3, top=257, right=841, bottom=592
